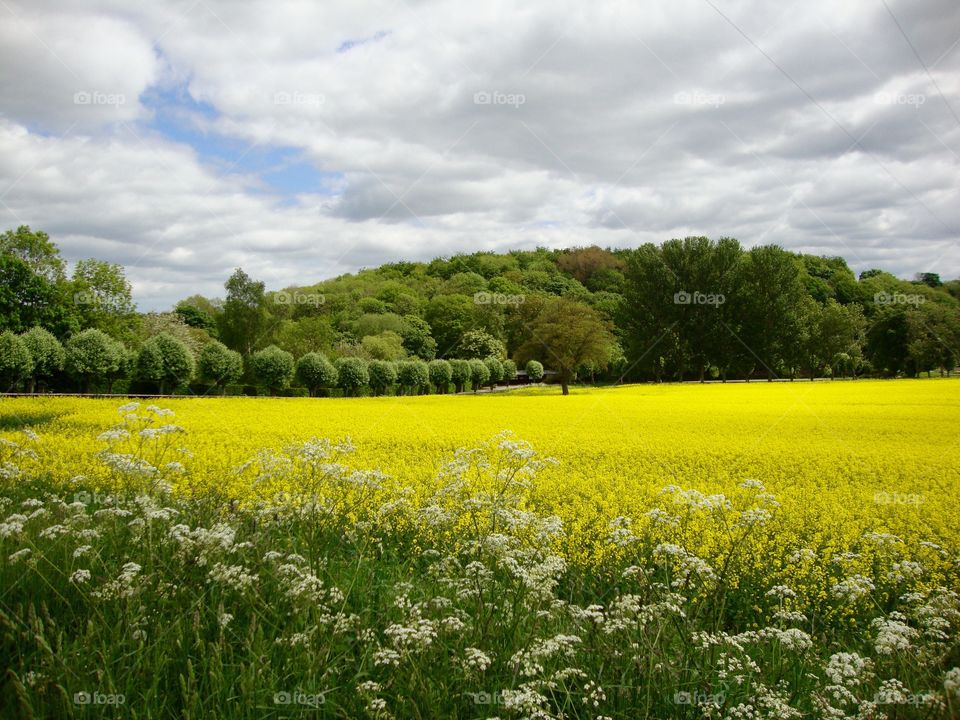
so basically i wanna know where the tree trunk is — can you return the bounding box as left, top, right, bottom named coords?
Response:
left=561, top=380, right=569, bottom=395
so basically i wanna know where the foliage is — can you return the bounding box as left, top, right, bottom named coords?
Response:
left=334, top=357, right=369, bottom=396
left=137, top=333, right=196, bottom=394
left=458, top=329, right=506, bottom=360
left=198, top=341, right=244, bottom=391
left=449, top=359, right=471, bottom=393
left=525, top=359, right=545, bottom=381
left=65, top=329, right=120, bottom=392
left=295, top=352, right=338, bottom=396
left=518, top=297, right=615, bottom=394
left=468, top=358, right=489, bottom=391
left=367, top=359, right=397, bottom=395
left=249, top=345, right=295, bottom=393
left=483, top=356, right=503, bottom=387
left=427, top=359, right=452, bottom=393
left=19, top=327, right=64, bottom=390
left=0, top=330, right=33, bottom=389
left=396, top=359, right=430, bottom=395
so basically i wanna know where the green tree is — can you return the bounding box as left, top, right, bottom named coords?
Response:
left=501, top=359, right=517, bottom=383
left=0, top=331, right=33, bottom=391
left=737, top=246, right=807, bottom=381
left=468, top=358, right=489, bottom=392
left=450, top=359, right=471, bottom=393
left=249, top=345, right=295, bottom=394
left=334, top=357, right=369, bottom=397
left=396, top=360, right=429, bottom=395
left=0, top=254, right=66, bottom=335
left=20, top=327, right=64, bottom=392
left=428, top=359, right=452, bottom=393
left=219, top=269, right=269, bottom=356
left=425, top=294, right=474, bottom=356
left=517, top=297, right=615, bottom=394
left=65, top=329, right=120, bottom=392
left=0, top=225, right=66, bottom=282
left=458, top=329, right=506, bottom=360
left=71, top=259, right=137, bottom=338
left=367, top=359, right=397, bottom=396
left=175, top=302, right=218, bottom=336
left=295, top=352, right=338, bottom=396
left=198, top=341, right=243, bottom=393
left=525, top=359, right=544, bottom=382
left=273, top=316, right=336, bottom=358
left=400, top=315, right=437, bottom=360
left=483, top=357, right=503, bottom=388
left=137, top=333, right=195, bottom=395
left=361, top=331, right=407, bottom=361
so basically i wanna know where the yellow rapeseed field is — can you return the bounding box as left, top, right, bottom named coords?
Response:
left=3, top=379, right=958, bottom=573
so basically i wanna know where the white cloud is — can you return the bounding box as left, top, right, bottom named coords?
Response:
left=0, top=0, right=957, bottom=309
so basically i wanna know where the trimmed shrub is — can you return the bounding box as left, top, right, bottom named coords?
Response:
left=368, top=359, right=397, bottom=396
left=396, top=360, right=429, bottom=395
left=468, top=358, right=489, bottom=393
left=525, top=359, right=545, bottom=382
left=450, top=359, right=471, bottom=394
left=484, top=357, right=503, bottom=388
left=20, top=327, right=64, bottom=392
left=249, top=345, right=295, bottom=394
left=0, top=331, right=33, bottom=391
left=137, top=333, right=196, bottom=395
left=198, top=341, right=243, bottom=393
left=502, top=359, right=517, bottom=383
left=428, top=359, right=452, bottom=393
left=65, top=329, right=120, bottom=393
left=334, top=357, right=369, bottom=396
left=295, top=352, right=338, bottom=397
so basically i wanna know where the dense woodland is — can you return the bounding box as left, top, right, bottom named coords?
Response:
left=1, top=225, right=959, bottom=396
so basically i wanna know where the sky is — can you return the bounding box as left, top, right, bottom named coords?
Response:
left=0, top=0, right=958, bottom=310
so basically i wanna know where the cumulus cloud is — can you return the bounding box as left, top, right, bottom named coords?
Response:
left=0, top=0, right=957, bottom=309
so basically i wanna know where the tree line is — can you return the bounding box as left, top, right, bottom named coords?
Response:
left=1, top=225, right=958, bottom=396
